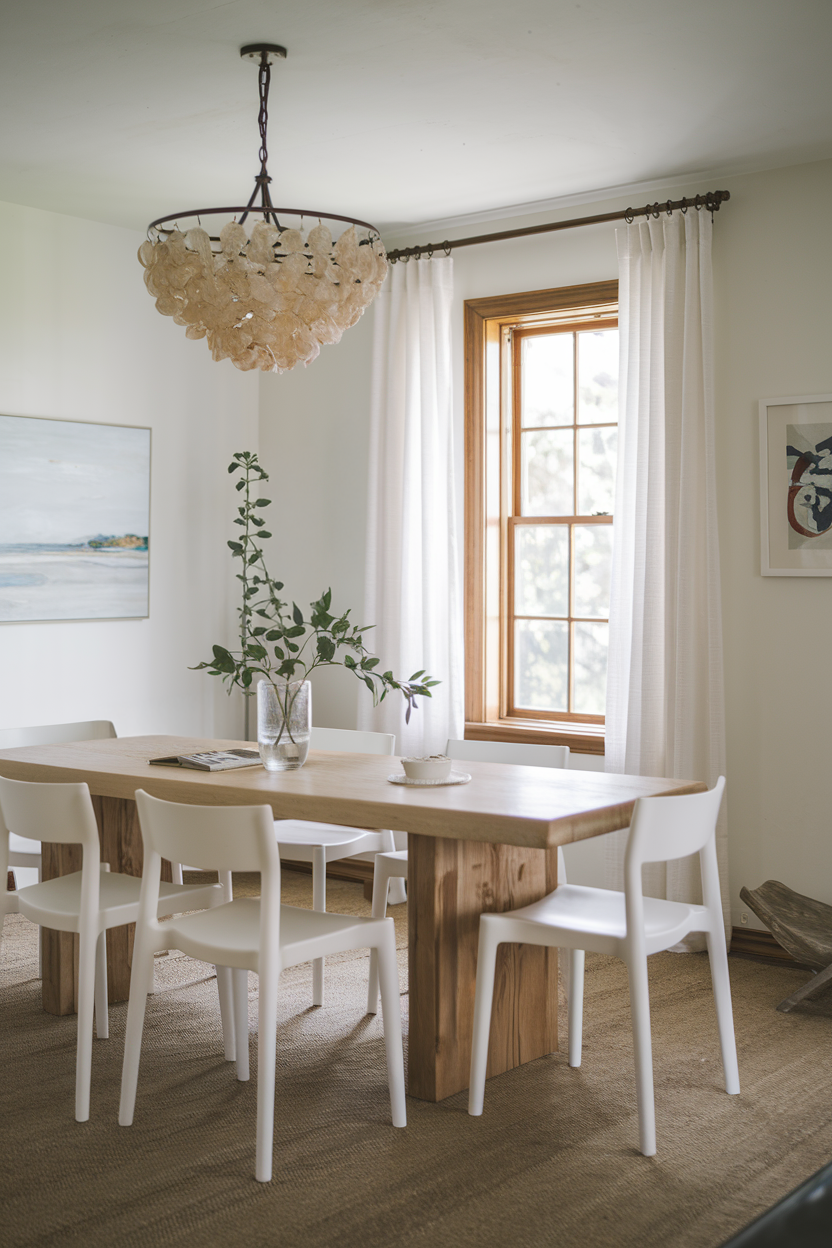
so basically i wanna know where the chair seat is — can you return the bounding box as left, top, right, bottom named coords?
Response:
left=502, top=884, right=710, bottom=955
left=275, top=819, right=379, bottom=858
left=17, top=866, right=224, bottom=931
left=164, top=898, right=393, bottom=970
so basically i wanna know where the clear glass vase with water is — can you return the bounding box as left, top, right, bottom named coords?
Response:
left=257, top=678, right=311, bottom=771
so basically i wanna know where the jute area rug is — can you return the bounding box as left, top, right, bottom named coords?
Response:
left=2, top=870, right=831, bottom=1248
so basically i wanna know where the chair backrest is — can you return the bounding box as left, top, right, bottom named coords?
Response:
left=445, top=739, right=570, bottom=769
left=135, top=790, right=280, bottom=877
left=310, top=727, right=395, bottom=756
left=0, top=720, right=117, bottom=750
left=0, top=776, right=101, bottom=851
left=625, top=778, right=726, bottom=871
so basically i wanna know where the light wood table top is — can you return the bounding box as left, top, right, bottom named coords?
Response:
left=0, top=734, right=704, bottom=849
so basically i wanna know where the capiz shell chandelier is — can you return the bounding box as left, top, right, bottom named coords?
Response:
left=139, top=44, right=388, bottom=373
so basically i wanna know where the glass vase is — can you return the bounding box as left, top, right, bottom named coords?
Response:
left=257, top=678, right=311, bottom=772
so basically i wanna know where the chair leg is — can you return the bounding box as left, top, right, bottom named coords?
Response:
left=312, top=845, right=326, bottom=1007
left=705, top=929, right=740, bottom=1095
left=375, top=926, right=406, bottom=1127
left=37, top=864, right=42, bottom=979
left=233, top=968, right=250, bottom=1082
left=367, top=858, right=392, bottom=1015
left=567, top=948, right=585, bottom=1068
left=216, top=965, right=237, bottom=1062
left=468, top=920, right=499, bottom=1116
left=75, top=925, right=98, bottom=1122
left=171, top=861, right=183, bottom=885
left=382, top=831, right=406, bottom=906
left=94, top=930, right=109, bottom=1040
left=626, top=955, right=656, bottom=1156
left=118, top=938, right=157, bottom=1127
left=255, top=966, right=278, bottom=1183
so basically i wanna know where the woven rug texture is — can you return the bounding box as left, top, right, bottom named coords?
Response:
left=2, top=870, right=831, bottom=1248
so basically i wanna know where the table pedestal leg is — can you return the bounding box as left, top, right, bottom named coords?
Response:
left=407, top=833, right=559, bottom=1102
left=41, top=795, right=171, bottom=1015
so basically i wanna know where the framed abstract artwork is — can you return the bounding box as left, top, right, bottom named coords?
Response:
left=0, top=414, right=151, bottom=621
left=759, top=394, right=832, bottom=576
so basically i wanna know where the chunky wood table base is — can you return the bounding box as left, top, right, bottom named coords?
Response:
left=408, top=832, right=559, bottom=1102
left=41, top=795, right=171, bottom=1015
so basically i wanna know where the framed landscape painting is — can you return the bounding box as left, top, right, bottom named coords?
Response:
left=0, top=414, right=150, bottom=621
left=759, top=394, right=832, bottom=576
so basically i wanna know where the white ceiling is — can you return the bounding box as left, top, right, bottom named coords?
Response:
left=2, top=0, right=831, bottom=239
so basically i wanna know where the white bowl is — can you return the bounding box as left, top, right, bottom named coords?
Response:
left=401, top=755, right=452, bottom=781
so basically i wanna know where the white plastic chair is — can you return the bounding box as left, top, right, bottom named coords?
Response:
left=119, top=790, right=406, bottom=1184
left=0, top=776, right=225, bottom=1122
left=1, top=720, right=117, bottom=916
left=366, top=737, right=572, bottom=1013
left=467, top=776, right=739, bottom=1156
left=274, top=726, right=400, bottom=1006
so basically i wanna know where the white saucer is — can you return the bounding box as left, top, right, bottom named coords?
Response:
left=387, top=771, right=471, bottom=787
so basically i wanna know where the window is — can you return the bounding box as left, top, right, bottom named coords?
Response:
left=464, top=282, right=618, bottom=754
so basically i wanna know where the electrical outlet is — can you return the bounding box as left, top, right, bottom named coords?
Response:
left=740, top=912, right=749, bottom=925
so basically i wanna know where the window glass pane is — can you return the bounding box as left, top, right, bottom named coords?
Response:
left=521, top=334, right=573, bottom=427
left=515, top=525, right=569, bottom=617
left=578, top=329, right=618, bottom=424
left=573, top=525, right=612, bottom=619
left=521, top=429, right=573, bottom=516
left=577, top=426, right=616, bottom=515
left=573, top=621, right=608, bottom=715
left=515, top=619, right=569, bottom=711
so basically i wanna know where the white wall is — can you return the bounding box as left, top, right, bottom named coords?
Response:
left=257, top=311, right=375, bottom=730
left=0, top=201, right=259, bottom=742
left=258, top=161, right=832, bottom=924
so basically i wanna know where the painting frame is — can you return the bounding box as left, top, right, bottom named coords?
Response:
left=0, top=412, right=151, bottom=622
left=759, top=393, right=832, bottom=577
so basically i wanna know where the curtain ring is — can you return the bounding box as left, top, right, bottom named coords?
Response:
left=651, top=201, right=660, bottom=220
left=665, top=199, right=673, bottom=216
left=442, top=241, right=452, bottom=257
left=694, top=193, right=702, bottom=211
left=680, top=197, right=688, bottom=214
left=624, top=207, right=635, bottom=223
left=426, top=245, right=434, bottom=259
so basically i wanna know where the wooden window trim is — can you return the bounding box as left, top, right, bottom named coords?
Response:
left=464, top=281, right=618, bottom=758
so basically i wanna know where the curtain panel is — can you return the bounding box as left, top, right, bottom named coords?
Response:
left=359, top=257, right=464, bottom=760
left=605, top=210, right=729, bottom=943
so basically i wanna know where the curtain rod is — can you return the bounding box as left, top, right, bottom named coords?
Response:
left=385, top=189, right=730, bottom=263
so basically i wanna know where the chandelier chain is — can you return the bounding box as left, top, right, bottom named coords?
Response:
left=257, top=55, right=271, bottom=182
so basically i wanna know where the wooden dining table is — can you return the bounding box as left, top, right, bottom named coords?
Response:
left=0, top=734, right=704, bottom=1101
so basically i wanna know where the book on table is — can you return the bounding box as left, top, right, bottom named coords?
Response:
left=148, top=749, right=263, bottom=771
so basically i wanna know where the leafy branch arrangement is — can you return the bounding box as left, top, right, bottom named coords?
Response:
left=193, top=451, right=438, bottom=725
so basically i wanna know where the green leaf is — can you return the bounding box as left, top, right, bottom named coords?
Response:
left=362, top=674, right=375, bottom=693
left=259, top=531, right=272, bottom=539
left=363, top=656, right=380, bottom=669
left=227, top=541, right=243, bottom=553
left=255, top=498, right=271, bottom=508
left=292, top=603, right=303, bottom=626
left=344, top=655, right=356, bottom=668
left=409, top=670, right=425, bottom=680
left=317, top=636, right=336, bottom=662
left=235, top=479, right=246, bottom=491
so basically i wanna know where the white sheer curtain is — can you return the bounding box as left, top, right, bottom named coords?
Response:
left=605, top=209, right=729, bottom=943
left=358, top=257, right=464, bottom=757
